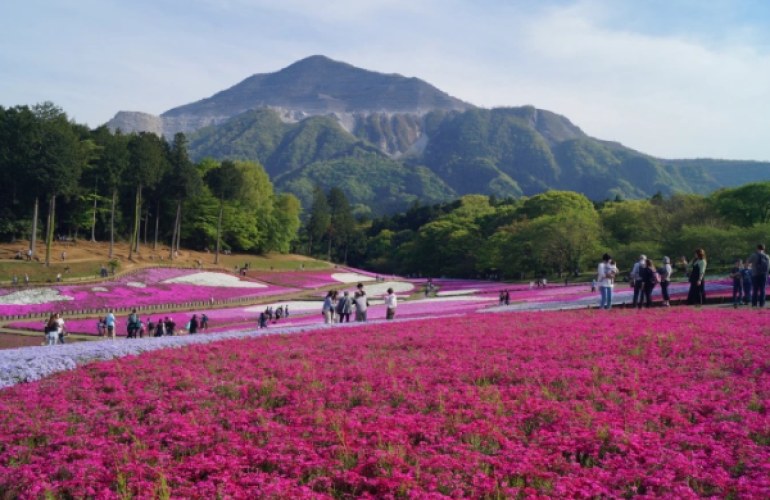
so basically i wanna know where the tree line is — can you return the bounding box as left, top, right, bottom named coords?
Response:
left=332, top=184, right=770, bottom=278
left=0, top=103, right=301, bottom=264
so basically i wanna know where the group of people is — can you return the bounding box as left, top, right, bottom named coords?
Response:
left=596, top=244, right=770, bottom=310
left=43, top=313, right=66, bottom=345
left=498, top=290, right=511, bottom=306
left=321, top=283, right=397, bottom=324
left=258, top=305, right=290, bottom=328
left=529, top=279, right=548, bottom=290
left=92, top=310, right=210, bottom=339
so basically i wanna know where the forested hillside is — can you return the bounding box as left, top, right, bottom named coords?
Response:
left=187, top=106, right=753, bottom=216
left=335, top=182, right=770, bottom=278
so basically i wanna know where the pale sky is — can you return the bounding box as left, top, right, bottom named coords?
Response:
left=2, top=0, right=769, bottom=160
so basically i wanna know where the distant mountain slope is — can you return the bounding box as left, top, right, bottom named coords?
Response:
left=188, top=106, right=729, bottom=213
left=662, top=159, right=770, bottom=188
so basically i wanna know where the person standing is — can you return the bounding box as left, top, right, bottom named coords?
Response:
left=354, top=291, right=368, bottom=322
left=45, top=315, right=59, bottom=346
left=591, top=279, right=596, bottom=293
left=747, top=244, right=769, bottom=308
left=154, top=319, right=165, bottom=337
left=201, top=313, right=209, bottom=331
left=105, top=310, right=116, bottom=340
left=504, top=289, right=510, bottom=306
left=330, top=292, right=339, bottom=323
left=660, top=257, right=673, bottom=307
left=165, top=317, right=176, bottom=336
left=341, top=292, right=353, bottom=323
left=26, top=249, right=32, bottom=261
left=741, top=263, right=753, bottom=306
left=499, top=291, right=505, bottom=306
left=682, top=249, right=707, bottom=306
left=147, top=318, right=155, bottom=337
left=97, top=317, right=106, bottom=337
left=189, top=314, right=199, bottom=334
left=630, top=255, right=646, bottom=307
left=322, top=291, right=334, bottom=324
left=127, top=309, right=139, bottom=339
left=61, top=251, right=66, bottom=262
left=638, top=259, right=658, bottom=309
left=730, top=259, right=744, bottom=308
left=597, top=254, right=614, bottom=310
left=285, top=305, right=290, bottom=318
left=385, top=288, right=397, bottom=320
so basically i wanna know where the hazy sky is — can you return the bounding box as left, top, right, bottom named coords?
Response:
left=2, top=0, right=769, bottom=160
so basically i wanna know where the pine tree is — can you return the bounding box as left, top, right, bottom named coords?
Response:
left=306, top=185, right=329, bottom=257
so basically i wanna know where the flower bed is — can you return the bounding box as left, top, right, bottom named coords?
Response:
left=1, top=309, right=769, bottom=498
left=0, top=270, right=297, bottom=318
left=246, top=269, right=377, bottom=289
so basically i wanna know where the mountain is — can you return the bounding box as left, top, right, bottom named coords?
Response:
left=107, top=55, right=770, bottom=215
left=106, top=55, right=472, bottom=145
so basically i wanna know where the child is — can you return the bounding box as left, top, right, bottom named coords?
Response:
left=608, top=260, right=618, bottom=285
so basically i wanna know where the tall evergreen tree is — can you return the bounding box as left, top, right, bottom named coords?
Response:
left=327, top=187, right=355, bottom=262
left=204, top=160, right=244, bottom=264
left=166, top=133, right=202, bottom=258
left=306, top=185, right=329, bottom=257
left=126, top=132, right=166, bottom=259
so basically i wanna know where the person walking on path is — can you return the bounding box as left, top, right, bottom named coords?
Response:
left=385, top=288, right=397, bottom=320
left=660, top=257, right=673, bottom=307
left=747, top=244, right=770, bottom=308
left=730, top=260, right=745, bottom=308
left=630, top=255, right=646, bottom=307
left=682, top=249, right=707, bottom=306
left=354, top=291, right=369, bottom=322
left=201, top=314, right=209, bottom=331
left=105, top=310, right=116, bottom=340
left=189, top=314, right=199, bottom=334
left=638, top=259, right=659, bottom=309
left=322, top=291, right=334, bottom=324
left=597, top=254, right=615, bottom=310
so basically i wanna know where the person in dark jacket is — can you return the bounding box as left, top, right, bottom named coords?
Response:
left=638, top=258, right=658, bottom=309
left=682, top=249, right=707, bottom=306
left=165, top=317, right=176, bottom=336
left=189, top=315, right=199, bottom=334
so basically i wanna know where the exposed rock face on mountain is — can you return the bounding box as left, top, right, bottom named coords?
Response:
left=106, top=55, right=473, bottom=151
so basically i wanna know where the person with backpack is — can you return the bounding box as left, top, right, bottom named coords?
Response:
left=682, top=249, right=707, bottom=306
left=747, top=244, right=769, bottom=308
left=638, top=258, right=659, bottom=309
left=127, top=309, right=140, bottom=339
left=730, top=259, right=745, bottom=308
left=597, top=254, right=615, bottom=310
left=659, top=257, right=673, bottom=307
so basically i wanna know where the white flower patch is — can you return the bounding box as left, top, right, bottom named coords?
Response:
left=125, top=282, right=146, bottom=288
left=436, top=289, right=479, bottom=297
left=91, top=287, right=108, bottom=292
left=331, top=273, right=376, bottom=284
left=0, top=288, right=74, bottom=306
left=357, top=281, right=414, bottom=296
left=163, top=272, right=267, bottom=288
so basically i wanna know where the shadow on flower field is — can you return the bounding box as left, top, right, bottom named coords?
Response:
left=0, top=309, right=768, bottom=499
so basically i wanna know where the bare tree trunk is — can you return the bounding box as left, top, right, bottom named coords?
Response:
left=90, top=178, right=98, bottom=242
left=170, top=198, right=181, bottom=260
left=215, top=199, right=223, bottom=265
left=129, top=185, right=140, bottom=260
left=154, top=201, right=160, bottom=251
left=143, top=205, right=149, bottom=246
left=109, top=189, right=116, bottom=259
left=45, top=193, right=56, bottom=267
left=175, top=204, right=182, bottom=254
left=30, top=197, right=38, bottom=257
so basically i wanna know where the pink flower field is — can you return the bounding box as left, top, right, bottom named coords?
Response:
left=1, top=309, right=769, bottom=499
left=0, top=269, right=297, bottom=318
